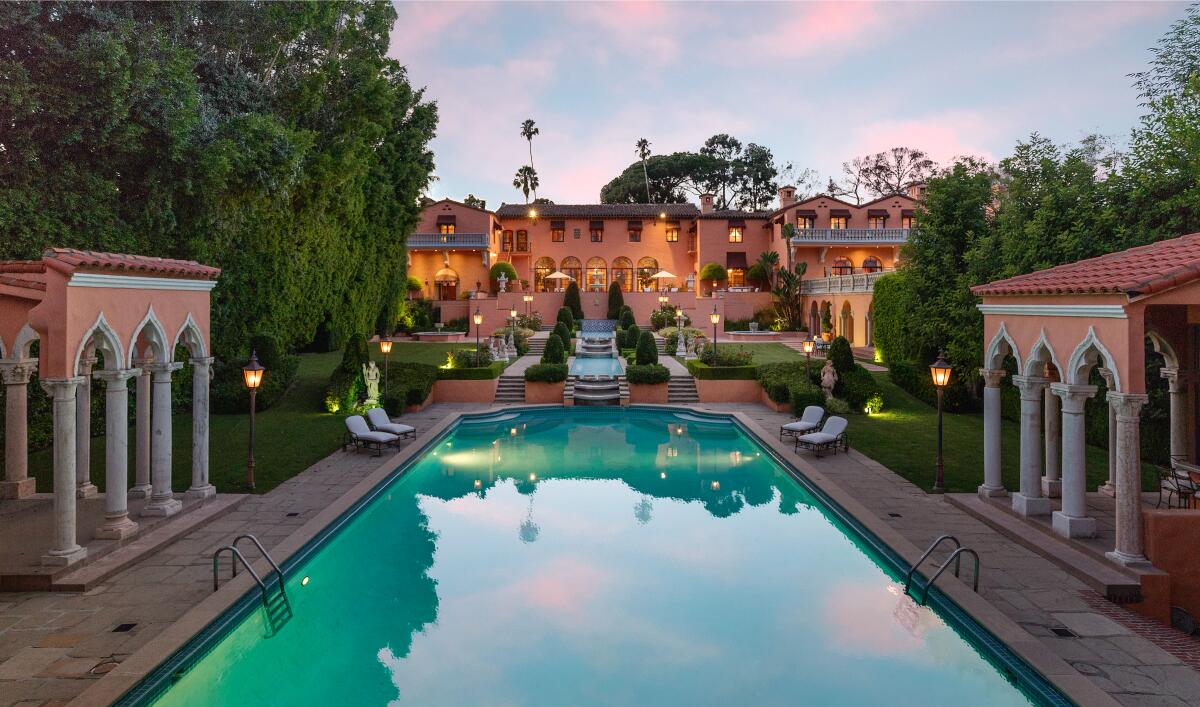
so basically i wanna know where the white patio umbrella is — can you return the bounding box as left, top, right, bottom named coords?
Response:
left=546, top=270, right=573, bottom=292
left=650, top=270, right=676, bottom=291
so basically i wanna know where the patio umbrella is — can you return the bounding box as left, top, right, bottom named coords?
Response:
left=650, top=270, right=676, bottom=291
left=546, top=270, right=573, bottom=291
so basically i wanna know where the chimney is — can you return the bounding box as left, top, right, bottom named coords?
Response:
left=699, top=193, right=715, bottom=214
left=778, top=185, right=796, bottom=209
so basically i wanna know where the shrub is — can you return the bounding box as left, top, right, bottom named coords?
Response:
left=438, top=361, right=505, bottom=379
left=650, top=304, right=688, bottom=331
left=623, top=322, right=641, bottom=350
left=636, top=330, right=659, bottom=365
left=553, top=321, right=572, bottom=348
left=686, top=361, right=757, bottom=380
left=443, top=316, right=469, bottom=333
left=626, top=363, right=670, bottom=384
left=829, top=336, right=854, bottom=375
left=618, top=308, right=635, bottom=330
left=322, top=333, right=371, bottom=413
left=515, top=311, right=543, bottom=332
left=826, top=398, right=851, bottom=415
left=556, top=307, right=574, bottom=330
left=488, top=262, right=518, bottom=293
left=699, top=262, right=727, bottom=284
left=699, top=343, right=752, bottom=367
left=542, top=333, right=566, bottom=364
left=563, top=281, right=584, bottom=321
left=863, top=391, right=885, bottom=414
left=789, top=382, right=825, bottom=414
left=380, top=362, right=438, bottom=414
left=839, top=365, right=880, bottom=410
left=746, top=263, right=768, bottom=288
left=821, top=302, right=833, bottom=333
left=524, top=363, right=568, bottom=383
left=757, top=362, right=807, bottom=403
left=606, top=282, right=625, bottom=319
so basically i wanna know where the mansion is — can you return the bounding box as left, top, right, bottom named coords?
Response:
left=407, top=185, right=922, bottom=344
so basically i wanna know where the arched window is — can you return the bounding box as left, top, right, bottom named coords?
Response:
left=862, top=257, right=882, bottom=273
left=534, top=257, right=555, bottom=292
left=434, top=267, right=459, bottom=300
left=560, top=256, right=582, bottom=289
left=611, top=257, right=634, bottom=293
left=637, top=257, right=659, bottom=291
left=586, top=257, right=607, bottom=292
left=832, top=258, right=853, bottom=276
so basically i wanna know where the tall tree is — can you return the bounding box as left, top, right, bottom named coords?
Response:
left=520, top=119, right=539, bottom=200
left=463, top=194, right=487, bottom=210
left=636, top=137, right=652, bottom=202
left=864, top=147, right=937, bottom=196
left=513, top=165, right=539, bottom=203
left=699, top=134, right=744, bottom=209
left=734, top=143, right=780, bottom=210
left=827, top=157, right=871, bottom=204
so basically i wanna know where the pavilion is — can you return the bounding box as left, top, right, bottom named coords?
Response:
left=0, top=249, right=219, bottom=567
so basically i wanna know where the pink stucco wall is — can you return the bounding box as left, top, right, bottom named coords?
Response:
left=431, top=378, right=496, bottom=403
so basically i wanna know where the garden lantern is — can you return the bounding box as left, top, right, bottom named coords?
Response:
left=473, top=309, right=483, bottom=354
left=241, top=351, right=264, bottom=491
left=510, top=307, right=518, bottom=357
left=710, top=307, right=721, bottom=358
left=802, top=337, right=815, bottom=379
left=929, top=350, right=952, bottom=494
left=379, top=336, right=392, bottom=402
left=523, top=294, right=533, bottom=315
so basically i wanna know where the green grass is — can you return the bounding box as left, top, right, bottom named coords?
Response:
left=371, top=342, right=518, bottom=370
left=847, top=372, right=1152, bottom=494
left=674, top=343, right=806, bottom=365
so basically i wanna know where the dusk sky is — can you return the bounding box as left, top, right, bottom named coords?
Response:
left=389, top=1, right=1185, bottom=207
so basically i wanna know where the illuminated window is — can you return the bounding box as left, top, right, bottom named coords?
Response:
left=551, top=228, right=564, bottom=242
left=586, top=257, right=607, bottom=291
left=666, top=227, right=679, bottom=242
left=863, top=257, right=883, bottom=273
left=439, top=223, right=455, bottom=235
left=501, top=230, right=513, bottom=252
left=830, top=216, right=848, bottom=230
left=796, top=216, right=814, bottom=229
left=534, top=257, right=555, bottom=292
left=611, top=257, right=633, bottom=292
left=727, top=268, right=746, bottom=287
left=867, top=216, right=887, bottom=229
left=728, top=227, right=743, bottom=243
left=516, top=230, right=529, bottom=252
left=901, top=215, right=913, bottom=229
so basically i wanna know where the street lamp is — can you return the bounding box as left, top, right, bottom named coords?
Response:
left=658, top=294, right=668, bottom=307
left=802, top=337, right=815, bottom=380
left=509, top=307, right=518, bottom=358
left=241, top=351, right=265, bottom=491
left=674, top=306, right=686, bottom=358
left=473, top=308, right=483, bottom=355
left=523, top=294, right=533, bottom=316
left=710, top=307, right=721, bottom=359
left=379, top=336, right=392, bottom=402
left=929, top=350, right=953, bottom=494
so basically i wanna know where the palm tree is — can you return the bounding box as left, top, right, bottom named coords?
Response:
left=513, top=166, right=539, bottom=204
left=755, top=250, right=780, bottom=288
left=635, top=138, right=652, bottom=202
left=520, top=119, right=539, bottom=200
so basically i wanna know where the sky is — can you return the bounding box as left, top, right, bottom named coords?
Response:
left=388, top=1, right=1186, bottom=207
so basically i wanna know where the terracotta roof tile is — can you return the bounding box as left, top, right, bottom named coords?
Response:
left=972, top=232, right=1200, bottom=297
left=696, top=209, right=771, bottom=220
left=43, top=249, right=220, bottom=280
left=494, top=203, right=698, bottom=219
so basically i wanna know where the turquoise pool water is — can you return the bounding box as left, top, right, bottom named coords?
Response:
left=569, top=355, right=623, bottom=376
left=143, top=408, right=1054, bottom=706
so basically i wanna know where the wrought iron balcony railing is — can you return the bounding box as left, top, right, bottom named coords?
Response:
left=408, top=232, right=490, bottom=249
left=790, top=228, right=909, bottom=245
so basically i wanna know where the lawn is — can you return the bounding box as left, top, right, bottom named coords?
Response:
left=847, top=372, right=1153, bottom=494
left=674, top=342, right=808, bottom=365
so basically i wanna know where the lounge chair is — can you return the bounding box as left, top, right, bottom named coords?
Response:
left=366, top=407, right=417, bottom=439
left=780, top=405, right=825, bottom=441
left=344, top=415, right=398, bottom=456
left=794, top=416, right=849, bottom=457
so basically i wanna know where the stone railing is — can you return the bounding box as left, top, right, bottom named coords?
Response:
left=790, top=228, right=909, bottom=244
left=801, top=270, right=891, bottom=294
left=408, top=232, right=489, bottom=249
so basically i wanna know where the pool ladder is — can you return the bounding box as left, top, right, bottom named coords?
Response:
left=212, top=534, right=293, bottom=634
left=903, top=534, right=981, bottom=606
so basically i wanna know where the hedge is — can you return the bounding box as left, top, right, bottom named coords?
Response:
left=381, top=362, right=438, bottom=415
left=626, top=363, right=671, bottom=385
left=686, top=361, right=757, bottom=380
left=789, top=382, right=825, bottom=413
left=838, top=364, right=880, bottom=410
left=524, top=363, right=568, bottom=383
left=829, top=336, right=854, bottom=374
left=636, top=330, right=658, bottom=365
left=437, top=361, right=505, bottom=380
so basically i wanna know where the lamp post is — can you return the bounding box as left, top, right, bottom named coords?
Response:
left=523, top=294, right=533, bottom=317
left=379, top=336, right=393, bottom=402
left=802, top=337, right=815, bottom=381
left=509, top=307, right=518, bottom=358
left=473, top=308, right=483, bottom=355
left=241, top=351, right=265, bottom=491
left=710, top=307, right=721, bottom=359
left=674, top=306, right=686, bottom=358
left=929, top=350, right=953, bottom=494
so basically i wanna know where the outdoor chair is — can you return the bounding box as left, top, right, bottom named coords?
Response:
left=366, top=407, right=417, bottom=439
left=343, top=415, right=399, bottom=457
left=780, top=406, right=824, bottom=441
left=794, top=416, right=849, bottom=458
left=1157, top=457, right=1196, bottom=508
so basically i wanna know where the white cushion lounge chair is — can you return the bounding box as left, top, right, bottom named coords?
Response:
left=780, top=406, right=825, bottom=441
left=344, top=415, right=398, bottom=456
left=794, top=416, right=849, bottom=457
left=366, top=408, right=416, bottom=439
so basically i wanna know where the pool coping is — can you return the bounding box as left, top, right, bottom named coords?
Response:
left=67, top=403, right=1117, bottom=707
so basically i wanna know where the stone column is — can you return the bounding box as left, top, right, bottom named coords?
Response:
left=0, top=360, right=38, bottom=499
left=1161, top=367, right=1187, bottom=464
left=93, top=369, right=140, bottom=539
left=1098, top=368, right=1117, bottom=497
left=978, top=368, right=1008, bottom=498
left=130, top=362, right=152, bottom=498
left=186, top=357, right=216, bottom=500
left=1011, top=375, right=1052, bottom=516
left=1051, top=383, right=1098, bottom=538
left=41, top=377, right=87, bottom=566
left=1042, top=367, right=1062, bottom=497
left=74, top=355, right=97, bottom=498
left=1106, top=392, right=1150, bottom=567
left=142, top=362, right=183, bottom=517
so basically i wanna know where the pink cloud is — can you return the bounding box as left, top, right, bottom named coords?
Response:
left=830, top=109, right=1006, bottom=170
left=995, top=2, right=1177, bottom=62
left=388, top=2, right=493, bottom=57
left=563, top=1, right=684, bottom=65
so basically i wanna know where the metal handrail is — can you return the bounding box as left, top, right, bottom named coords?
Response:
left=913, top=548, right=981, bottom=605
left=212, top=546, right=269, bottom=604
left=233, top=534, right=288, bottom=601
left=904, top=534, right=961, bottom=592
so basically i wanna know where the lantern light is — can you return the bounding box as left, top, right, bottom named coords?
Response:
left=710, top=308, right=721, bottom=325
left=802, top=338, right=815, bottom=354
left=930, top=352, right=952, bottom=388
left=242, top=351, right=264, bottom=390
left=379, top=337, right=393, bottom=355
left=473, top=310, right=483, bottom=326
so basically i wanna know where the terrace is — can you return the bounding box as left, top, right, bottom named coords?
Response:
left=790, top=227, right=909, bottom=245
left=407, top=232, right=490, bottom=249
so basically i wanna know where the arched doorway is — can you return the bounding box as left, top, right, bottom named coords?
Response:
left=863, top=257, right=882, bottom=274
left=611, top=257, right=633, bottom=293
left=586, top=257, right=607, bottom=292
left=832, top=258, right=853, bottom=276
left=809, top=301, right=819, bottom=337
left=434, top=267, right=459, bottom=300
left=560, top=257, right=582, bottom=289
left=840, top=301, right=854, bottom=343
left=637, top=257, right=658, bottom=292
left=533, top=257, right=555, bottom=292
left=865, top=303, right=874, bottom=346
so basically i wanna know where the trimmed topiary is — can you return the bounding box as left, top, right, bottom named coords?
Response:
left=829, top=336, right=854, bottom=374
left=626, top=363, right=670, bottom=385
left=556, top=306, right=574, bottom=330
left=542, top=333, right=566, bottom=364
left=524, top=363, right=568, bottom=382
left=618, top=308, right=635, bottom=330
left=553, top=321, right=572, bottom=348
left=624, top=322, right=641, bottom=350
left=563, top=281, right=584, bottom=321
left=606, top=282, right=624, bottom=320
left=699, top=262, right=727, bottom=284
left=636, top=330, right=659, bottom=365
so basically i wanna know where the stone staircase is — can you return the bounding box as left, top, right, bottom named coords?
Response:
left=526, top=336, right=548, bottom=357
left=495, top=374, right=525, bottom=403
left=654, top=334, right=669, bottom=355
left=667, top=376, right=699, bottom=403
left=568, top=376, right=621, bottom=405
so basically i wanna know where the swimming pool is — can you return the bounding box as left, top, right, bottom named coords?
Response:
left=132, top=407, right=1063, bottom=706
left=569, top=354, right=623, bottom=377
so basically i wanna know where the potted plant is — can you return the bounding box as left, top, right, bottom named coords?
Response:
left=698, top=262, right=727, bottom=297
left=524, top=363, right=567, bottom=403
left=821, top=301, right=833, bottom=342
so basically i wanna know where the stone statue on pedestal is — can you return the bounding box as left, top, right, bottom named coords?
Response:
left=497, top=273, right=508, bottom=293
left=820, top=360, right=838, bottom=400
left=363, top=361, right=381, bottom=406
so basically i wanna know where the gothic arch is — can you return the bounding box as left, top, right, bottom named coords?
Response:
left=75, top=312, right=126, bottom=375
left=172, top=312, right=208, bottom=360
left=984, top=322, right=1021, bottom=370
left=129, top=306, right=170, bottom=366
left=1066, top=326, right=1121, bottom=391
left=1022, top=329, right=1062, bottom=378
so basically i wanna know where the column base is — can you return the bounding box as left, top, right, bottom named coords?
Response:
left=94, top=515, right=139, bottom=540
left=0, top=477, right=36, bottom=499
left=1011, top=492, right=1053, bottom=517
left=1052, top=511, right=1096, bottom=538
left=1098, top=481, right=1116, bottom=498
left=41, top=545, right=87, bottom=567
left=75, top=482, right=98, bottom=499
left=184, top=484, right=217, bottom=501
left=1105, top=549, right=1152, bottom=568
left=141, top=497, right=182, bottom=517
left=978, top=484, right=1008, bottom=498
left=1041, top=477, right=1062, bottom=498
left=128, top=484, right=153, bottom=499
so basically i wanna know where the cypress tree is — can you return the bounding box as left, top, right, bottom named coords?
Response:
left=624, top=322, right=641, bottom=350
left=636, top=330, right=658, bottom=365
left=556, top=306, right=574, bottom=330
left=542, top=333, right=566, bottom=364
left=606, top=282, right=624, bottom=319
left=564, top=281, right=584, bottom=321
left=553, top=321, right=572, bottom=349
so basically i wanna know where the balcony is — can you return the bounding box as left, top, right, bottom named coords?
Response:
left=790, top=228, right=909, bottom=245
left=801, top=269, right=893, bottom=295
left=408, top=232, right=489, bottom=250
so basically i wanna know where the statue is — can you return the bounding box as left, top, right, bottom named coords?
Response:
left=362, top=361, right=381, bottom=406
left=497, top=272, right=508, bottom=293
left=685, top=335, right=697, bottom=360
left=820, top=360, right=838, bottom=400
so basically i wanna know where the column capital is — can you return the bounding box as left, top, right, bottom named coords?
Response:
left=145, top=361, right=184, bottom=381
left=78, top=354, right=98, bottom=375
left=1097, top=367, right=1116, bottom=389
left=1108, top=391, right=1149, bottom=420
left=0, top=359, right=38, bottom=385
left=190, top=356, right=215, bottom=367
left=1011, top=374, right=1048, bottom=400
left=39, top=376, right=84, bottom=400
left=1160, top=367, right=1185, bottom=393
left=93, top=368, right=141, bottom=387
left=979, top=368, right=1007, bottom=387
left=1050, top=383, right=1097, bottom=413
